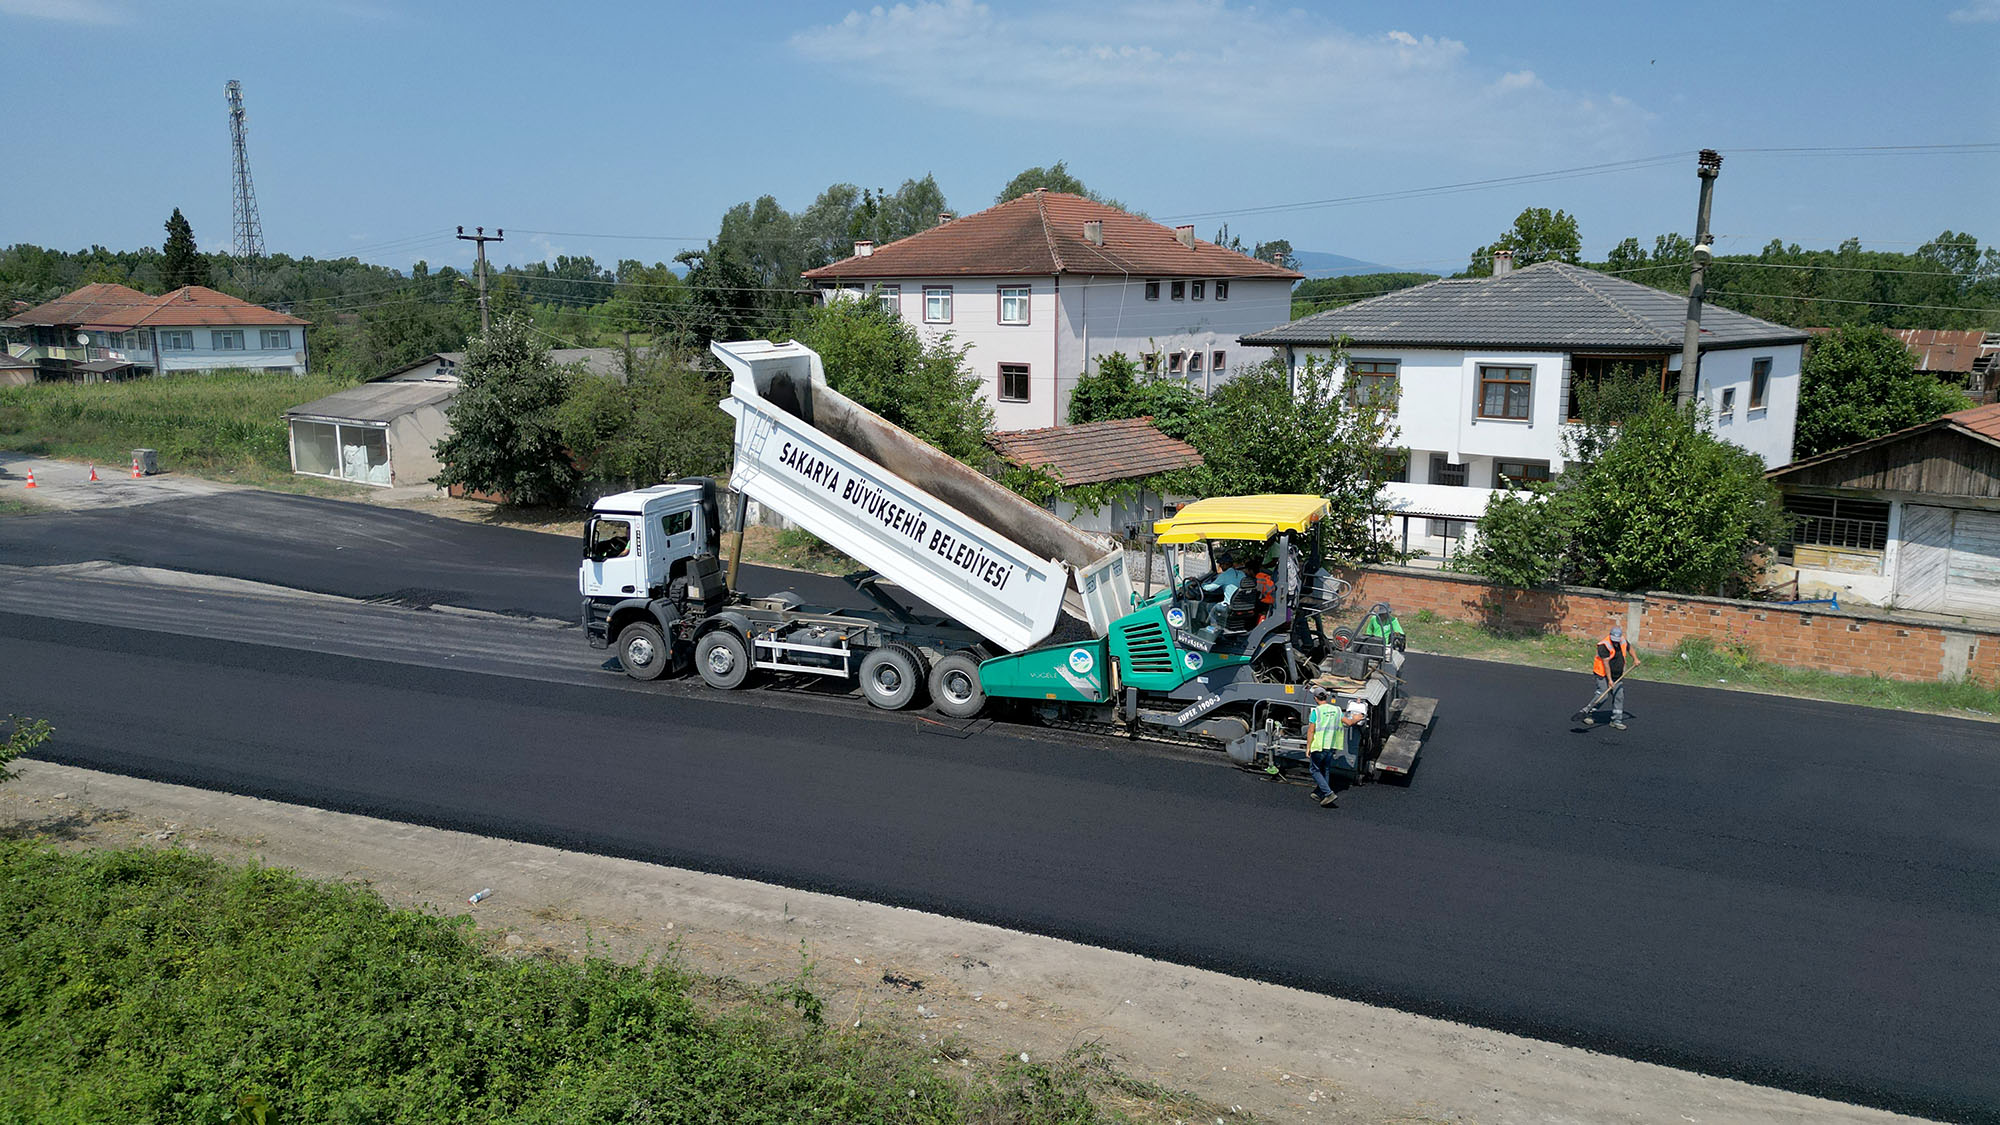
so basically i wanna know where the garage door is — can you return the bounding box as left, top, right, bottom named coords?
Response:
left=1900, top=505, right=2000, bottom=617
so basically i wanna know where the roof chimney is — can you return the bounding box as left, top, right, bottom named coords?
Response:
left=854, top=240, right=874, bottom=257
left=936, top=211, right=955, bottom=226
left=1174, top=225, right=1195, bottom=249
left=1083, top=220, right=1103, bottom=246
left=1492, top=249, right=1514, bottom=277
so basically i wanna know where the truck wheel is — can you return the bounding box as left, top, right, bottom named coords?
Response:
left=697, top=630, right=752, bottom=690
left=929, top=650, right=986, bottom=719
left=617, top=621, right=671, bottom=682
left=859, top=645, right=923, bottom=710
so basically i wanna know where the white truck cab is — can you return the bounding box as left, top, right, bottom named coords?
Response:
left=579, top=480, right=722, bottom=602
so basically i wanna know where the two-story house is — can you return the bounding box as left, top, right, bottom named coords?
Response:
left=802, top=190, right=1301, bottom=431
left=2, top=282, right=309, bottom=380
left=1240, top=259, right=1809, bottom=556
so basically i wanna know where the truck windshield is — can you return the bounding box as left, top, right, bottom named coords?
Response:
left=585, top=517, right=632, bottom=561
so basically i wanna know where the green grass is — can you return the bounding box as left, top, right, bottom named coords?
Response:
left=1404, top=609, right=2000, bottom=720
left=0, top=841, right=1169, bottom=1124
left=0, top=371, right=359, bottom=482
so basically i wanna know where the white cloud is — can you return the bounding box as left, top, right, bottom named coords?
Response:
left=788, top=1, right=1652, bottom=164
left=0, top=0, right=126, bottom=23
left=1948, top=0, right=1999, bottom=21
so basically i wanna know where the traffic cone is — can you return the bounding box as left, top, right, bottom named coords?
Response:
left=131, top=458, right=142, bottom=479
left=23, top=469, right=35, bottom=488
left=88, top=464, right=100, bottom=482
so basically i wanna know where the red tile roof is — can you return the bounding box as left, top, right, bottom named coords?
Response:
left=5, top=282, right=308, bottom=329
left=1950, top=401, right=2000, bottom=442
left=988, top=416, right=1204, bottom=486
left=803, top=190, right=1302, bottom=282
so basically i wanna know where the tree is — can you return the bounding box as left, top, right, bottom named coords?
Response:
left=1459, top=401, right=1790, bottom=595
left=161, top=208, right=211, bottom=289
left=1290, top=272, right=1436, bottom=318
left=1464, top=207, right=1582, bottom=276
left=796, top=297, right=992, bottom=461
left=556, top=351, right=733, bottom=490
left=1795, top=325, right=1973, bottom=458
left=432, top=313, right=582, bottom=506
left=1067, top=351, right=1206, bottom=436
left=995, top=161, right=1123, bottom=209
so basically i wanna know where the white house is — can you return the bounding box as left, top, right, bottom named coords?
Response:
left=802, top=190, right=1301, bottom=431
left=1, top=282, right=309, bottom=379
left=1242, top=259, right=1809, bottom=559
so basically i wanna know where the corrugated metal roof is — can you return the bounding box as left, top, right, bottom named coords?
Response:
left=987, top=416, right=1203, bottom=486
left=804, top=190, right=1302, bottom=282
left=1242, top=261, right=1809, bottom=351
left=286, top=379, right=457, bottom=425
left=3, top=282, right=308, bottom=329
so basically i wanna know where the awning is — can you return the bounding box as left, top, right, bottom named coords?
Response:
left=1154, top=494, right=1327, bottom=543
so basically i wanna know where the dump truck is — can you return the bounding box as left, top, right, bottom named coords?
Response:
left=581, top=340, right=1436, bottom=785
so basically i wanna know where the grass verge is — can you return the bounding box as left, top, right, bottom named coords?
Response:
left=1404, top=611, right=2000, bottom=720
left=0, top=371, right=357, bottom=480
left=0, top=840, right=1206, bottom=1124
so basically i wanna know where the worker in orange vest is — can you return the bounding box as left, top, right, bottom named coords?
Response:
left=1583, top=625, right=1633, bottom=730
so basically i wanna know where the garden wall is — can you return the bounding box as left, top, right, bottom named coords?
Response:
left=1340, top=565, right=2000, bottom=685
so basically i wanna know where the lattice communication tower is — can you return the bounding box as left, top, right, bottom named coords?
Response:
left=226, top=80, right=265, bottom=261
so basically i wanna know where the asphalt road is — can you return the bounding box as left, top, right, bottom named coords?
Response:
left=3, top=494, right=1997, bottom=1121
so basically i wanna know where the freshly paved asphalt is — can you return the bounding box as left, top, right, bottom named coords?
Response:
left=3, top=493, right=1997, bottom=1121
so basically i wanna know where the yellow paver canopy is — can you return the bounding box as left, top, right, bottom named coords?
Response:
left=1153, top=494, right=1328, bottom=543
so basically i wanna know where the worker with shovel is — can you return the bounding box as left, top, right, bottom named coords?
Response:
left=1581, top=625, right=1634, bottom=730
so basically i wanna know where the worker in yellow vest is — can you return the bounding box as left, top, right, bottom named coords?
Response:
left=1303, top=685, right=1365, bottom=808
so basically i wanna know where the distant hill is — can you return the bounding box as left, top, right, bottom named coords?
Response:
left=1290, top=250, right=1394, bottom=278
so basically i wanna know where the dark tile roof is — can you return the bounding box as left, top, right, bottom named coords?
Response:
left=988, top=416, right=1203, bottom=486
left=1241, top=261, right=1809, bottom=351
left=804, top=190, right=1301, bottom=282
left=3, top=282, right=308, bottom=329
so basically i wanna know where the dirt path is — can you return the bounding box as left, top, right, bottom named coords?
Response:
left=1, top=762, right=1925, bottom=1125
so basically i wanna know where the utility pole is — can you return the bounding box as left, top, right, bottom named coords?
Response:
left=1677, top=149, right=1722, bottom=408
left=456, top=225, right=504, bottom=335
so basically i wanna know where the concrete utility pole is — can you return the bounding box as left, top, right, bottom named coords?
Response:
left=456, top=225, right=504, bottom=335
left=1677, top=150, right=1722, bottom=408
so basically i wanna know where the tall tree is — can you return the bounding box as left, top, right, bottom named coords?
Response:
left=995, top=161, right=1123, bottom=209
left=1464, top=207, right=1582, bottom=277
left=1794, top=325, right=1973, bottom=458
left=796, top=297, right=992, bottom=461
left=161, top=208, right=211, bottom=289
left=432, top=313, right=582, bottom=506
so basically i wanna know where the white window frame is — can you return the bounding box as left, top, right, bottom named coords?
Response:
left=161, top=330, right=193, bottom=350
left=261, top=329, right=292, bottom=350
left=873, top=284, right=900, bottom=314
left=923, top=286, right=953, bottom=324
left=213, top=329, right=246, bottom=351
left=998, top=285, right=1030, bottom=326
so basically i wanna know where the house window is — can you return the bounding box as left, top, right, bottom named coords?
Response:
left=1750, top=357, right=1771, bottom=410
left=1188, top=351, right=1203, bottom=374
left=1428, top=518, right=1468, bottom=539
left=1431, top=457, right=1468, bottom=487
left=1215, top=281, right=1229, bottom=301
left=1168, top=352, right=1185, bottom=375
left=999, top=363, right=1030, bottom=402
left=1477, top=364, right=1533, bottom=420
left=923, top=286, right=952, bottom=323
left=1142, top=352, right=1160, bottom=375
left=1170, top=281, right=1186, bottom=301
left=998, top=285, right=1030, bottom=325
left=1494, top=460, right=1551, bottom=487
left=1567, top=355, right=1670, bottom=421
left=1211, top=350, right=1226, bottom=373
left=1144, top=280, right=1160, bottom=300
left=1781, top=495, right=1890, bottom=557
left=213, top=330, right=245, bottom=351
left=1719, top=387, right=1737, bottom=418
left=261, top=329, right=292, bottom=350
left=1191, top=281, right=1205, bottom=301
left=1381, top=448, right=1409, bottom=483
left=1347, top=359, right=1398, bottom=407
left=160, top=330, right=193, bottom=350
left=873, top=284, right=900, bottom=313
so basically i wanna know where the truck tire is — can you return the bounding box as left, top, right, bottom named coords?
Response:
left=617, top=621, right=671, bottom=682
left=697, top=630, right=752, bottom=690
left=859, top=645, right=923, bottom=710
left=928, top=649, right=986, bottom=719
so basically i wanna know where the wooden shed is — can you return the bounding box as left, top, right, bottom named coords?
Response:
left=1767, top=403, right=2000, bottom=617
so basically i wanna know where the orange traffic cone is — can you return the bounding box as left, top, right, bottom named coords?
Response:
left=88, top=464, right=100, bottom=482
left=23, top=469, right=35, bottom=488
left=131, top=458, right=142, bottom=479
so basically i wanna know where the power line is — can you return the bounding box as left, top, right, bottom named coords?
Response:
left=1704, top=288, right=2000, bottom=314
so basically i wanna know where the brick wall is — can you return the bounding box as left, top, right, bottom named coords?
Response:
left=1340, top=566, right=1997, bottom=685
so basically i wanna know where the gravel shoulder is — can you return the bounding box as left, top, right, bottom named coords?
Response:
left=1, top=762, right=1927, bottom=1125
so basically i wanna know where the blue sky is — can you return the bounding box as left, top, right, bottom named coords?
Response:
left=5, top=0, right=1996, bottom=276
